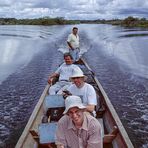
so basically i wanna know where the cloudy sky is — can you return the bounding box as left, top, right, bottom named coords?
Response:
left=0, top=0, right=148, bottom=20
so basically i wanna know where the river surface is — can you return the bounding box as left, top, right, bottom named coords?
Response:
left=0, top=24, right=148, bottom=148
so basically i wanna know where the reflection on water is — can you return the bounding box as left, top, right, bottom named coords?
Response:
left=0, top=34, right=32, bottom=38
left=0, top=24, right=148, bottom=148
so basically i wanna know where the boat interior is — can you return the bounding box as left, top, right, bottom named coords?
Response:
left=29, top=62, right=119, bottom=148
left=16, top=59, right=133, bottom=148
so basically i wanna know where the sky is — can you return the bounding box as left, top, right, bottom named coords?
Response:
left=0, top=0, right=148, bottom=20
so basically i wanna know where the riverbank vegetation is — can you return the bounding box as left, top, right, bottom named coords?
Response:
left=81, top=16, right=148, bottom=28
left=0, top=17, right=80, bottom=25
left=105, top=16, right=148, bottom=28
left=0, top=16, right=148, bottom=28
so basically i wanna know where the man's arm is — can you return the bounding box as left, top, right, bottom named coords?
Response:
left=67, top=34, right=74, bottom=50
left=55, top=116, right=67, bottom=147
left=87, top=119, right=103, bottom=148
left=56, top=144, right=64, bottom=148
left=86, top=85, right=97, bottom=112
left=48, top=73, right=59, bottom=84
left=67, top=41, right=74, bottom=50
left=85, top=104, right=95, bottom=113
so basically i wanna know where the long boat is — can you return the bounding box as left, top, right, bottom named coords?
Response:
left=15, top=58, right=134, bottom=148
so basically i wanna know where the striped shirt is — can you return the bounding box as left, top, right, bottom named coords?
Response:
left=55, top=113, right=103, bottom=148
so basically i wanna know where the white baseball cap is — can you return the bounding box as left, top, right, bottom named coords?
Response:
left=63, top=95, right=86, bottom=114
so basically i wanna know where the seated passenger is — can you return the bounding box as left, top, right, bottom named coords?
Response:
left=48, top=53, right=81, bottom=95
left=55, top=95, right=102, bottom=148
left=62, top=69, right=97, bottom=116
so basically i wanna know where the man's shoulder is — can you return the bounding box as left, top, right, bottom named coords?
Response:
left=71, top=64, right=79, bottom=67
left=68, top=83, right=75, bottom=87
left=58, top=115, right=69, bottom=123
left=67, top=83, right=76, bottom=90
left=68, top=33, right=73, bottom=38
left=84, top=83, right=96, bottom=94
left=59, top=62, right=66, bottom=67
left=84, top=83, right=94, bottom=88
left=85, top=113, right=95, bottom=119
left=68, top=33, right=78, bottom=39
left=67, top=64, right=80, bottom=70
left=85, top=113, right=101, bottom=127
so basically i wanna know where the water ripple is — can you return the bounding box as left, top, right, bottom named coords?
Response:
left=0, top=33, right=32, bottom=38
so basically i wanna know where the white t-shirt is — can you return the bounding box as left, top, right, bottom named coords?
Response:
left=67, top=83, right=97, bottom=105
left=67, top=33, right=79, bottom=49
left=55, top=63, right=81, bottom=81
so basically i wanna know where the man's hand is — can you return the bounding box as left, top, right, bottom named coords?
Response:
left=48, top=77, right=53, bottom=84
left=62, top=90, right=72, bottom=99
left=57, top=144, right=64, bottom=148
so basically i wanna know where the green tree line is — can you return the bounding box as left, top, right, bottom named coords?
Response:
left=121, top=16, right=148, bottom=27
left=0, top=17, right=80, bottom=25
left=0, top=16, right=148, bottom=28
left=93, top=16, right=148, bottom=28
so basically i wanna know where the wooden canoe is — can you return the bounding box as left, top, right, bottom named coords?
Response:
left=15, top=58, right=134, bottom=148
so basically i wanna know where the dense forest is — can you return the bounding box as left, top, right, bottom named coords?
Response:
left=108, top=16, right=148, bottom=28
left=81, top=16, right=148, bottom=28
left=0, top=16, right=148, bottom=28
left=0, top=17, right=80, bottom=25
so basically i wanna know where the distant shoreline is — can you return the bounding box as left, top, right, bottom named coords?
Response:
left=0, top=17, right=80, bottom=25
left=0, top=16, right=148, bottom=28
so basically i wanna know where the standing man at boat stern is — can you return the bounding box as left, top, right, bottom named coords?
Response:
left=67, top=27, right=80, bottom=62
left=55, top=95, right=103, bottom=148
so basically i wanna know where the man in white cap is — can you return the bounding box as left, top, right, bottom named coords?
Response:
left=55, top=95, right=102, bottom=148
left=63, top=69, right=97, bottom=116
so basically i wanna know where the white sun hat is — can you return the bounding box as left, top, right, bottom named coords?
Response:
left=63, top=95, right=86, bottom=114
left=69, top=69, right=87, bottom=81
